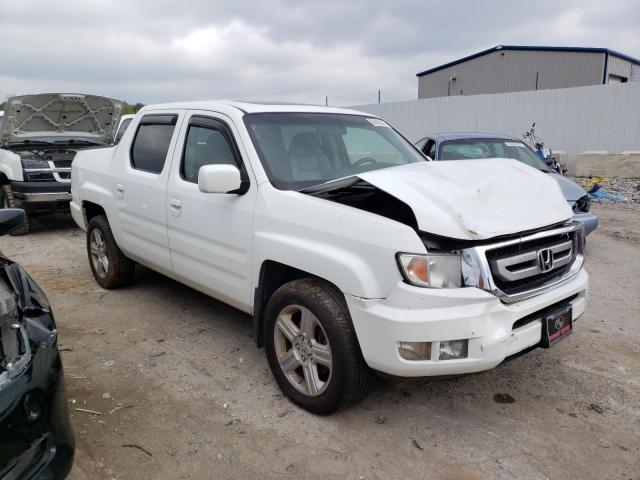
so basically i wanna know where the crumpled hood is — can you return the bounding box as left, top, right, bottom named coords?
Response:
left=1, top=93, right=123, bottom=145
left=358, top=159, right=573, bottom=240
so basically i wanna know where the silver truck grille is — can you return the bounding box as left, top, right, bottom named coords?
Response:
left=53, top=159, right=73, bottom=169
left=489, top=239, right=573, bottom=283
left=461, top=223, right=585, bottom=304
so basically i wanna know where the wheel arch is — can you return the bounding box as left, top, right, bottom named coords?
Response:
left=252, top=260, right=344, bottom=348
left=83, top=201, right=107, bottom=224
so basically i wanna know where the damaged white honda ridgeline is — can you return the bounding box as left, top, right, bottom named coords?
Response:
left=70, top=102, right=588, bottom=414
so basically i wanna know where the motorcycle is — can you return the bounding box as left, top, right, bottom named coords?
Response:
left=522, top=123, right=567, bottom=175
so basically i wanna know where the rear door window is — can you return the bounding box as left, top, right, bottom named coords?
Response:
left=130, top=115, right=178, bottom=174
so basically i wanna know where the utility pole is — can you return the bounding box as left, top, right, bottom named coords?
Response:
left=325, top=96, right=328, bottom=106
left=378, top=90, right=381, bottom=104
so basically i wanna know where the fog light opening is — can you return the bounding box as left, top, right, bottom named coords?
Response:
left=398, top=341, right=432, bottom=361
left=439, top=339, right=469, bottom=360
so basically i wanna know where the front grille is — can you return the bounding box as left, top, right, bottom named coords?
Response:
left=486, top=231, right=577, bottom=295
left=53, top=160, right=73, bottom=169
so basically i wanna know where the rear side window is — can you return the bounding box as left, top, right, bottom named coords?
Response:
left=131, top=115, right=177, bottom=173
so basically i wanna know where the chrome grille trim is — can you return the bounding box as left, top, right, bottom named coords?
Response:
left=491, top=239, right=573, bottom=282
left=461, top=223, right=585, bottom=304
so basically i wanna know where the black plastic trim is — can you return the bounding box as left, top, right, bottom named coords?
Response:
left=419, top=221, right=569, bottom=252
left=138, top=114, right=177, bottom=126
left=0, top=209, right=26, bottom=236
left=10, top=181, right=71, bottom=194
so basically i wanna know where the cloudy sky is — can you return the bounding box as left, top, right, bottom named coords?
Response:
left=1, top=0, right=638, bottom=107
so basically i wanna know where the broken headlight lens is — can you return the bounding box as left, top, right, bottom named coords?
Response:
left=575, top=194, right=591, bottom=213
left=397, top=253, right=462, bottom=288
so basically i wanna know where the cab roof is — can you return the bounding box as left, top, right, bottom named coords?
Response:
left=141, top=100, right=370, bottom=117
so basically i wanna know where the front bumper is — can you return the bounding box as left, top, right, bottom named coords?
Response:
left=0, top=353, right=74, bottom=480
left=69, top=201, right=86, bottom=231
left=346, top=268, right=588, bottom=377
left=10, top=181, right=72, bottom=205
left=572, top=212, right=599, bottom=236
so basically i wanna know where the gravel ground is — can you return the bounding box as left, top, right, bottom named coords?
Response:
left=571, top=176, right=640, bottom=209
left=2, top=207, right=639, bottom=480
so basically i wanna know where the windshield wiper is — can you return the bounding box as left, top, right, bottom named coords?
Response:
left=54, top=139, right=103, bottom=146
left=300, top=177, right=376, bottom=197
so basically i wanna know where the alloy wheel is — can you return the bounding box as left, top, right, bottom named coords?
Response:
left=273, top=304, right=332, bottom=396
left=89, top=229, right=109, bottom=278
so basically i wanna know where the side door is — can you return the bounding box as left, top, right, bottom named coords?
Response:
left=110, top=112, right=182, bottom=277
left=166, top=111, right=256, bottom=312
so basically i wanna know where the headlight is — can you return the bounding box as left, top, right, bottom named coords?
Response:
left=397, top=253, right=462, bottom=288
left=575, top=194, right=591, bottom=213
left=21, top=158, right=50, bottom=170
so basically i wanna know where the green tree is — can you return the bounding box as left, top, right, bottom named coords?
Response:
left=122, top=101, right=145, bottom=114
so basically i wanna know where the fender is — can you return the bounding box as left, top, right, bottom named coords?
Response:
left=0, top=149, right=24, bottom=182
left=251, top=188, right=427, bottom=301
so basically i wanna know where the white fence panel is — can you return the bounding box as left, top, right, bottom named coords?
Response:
left=354, top=83, right=640, bottom=172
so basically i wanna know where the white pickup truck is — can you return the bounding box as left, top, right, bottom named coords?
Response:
left=71, top=101, right=588, bottom=413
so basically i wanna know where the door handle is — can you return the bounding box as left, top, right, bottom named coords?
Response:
left=170, top=197, right=182, bottom=217
left=115, top=183, right=125, bottom=199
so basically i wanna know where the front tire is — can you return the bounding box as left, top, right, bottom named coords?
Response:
left=264, top=278, right=373, bottom=414
left=86, top=215, right=135, bottom=289
left=1, top=185, right=30, bottom=235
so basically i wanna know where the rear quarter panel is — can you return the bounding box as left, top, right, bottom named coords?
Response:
left=71, top=146, right=118, bottom=228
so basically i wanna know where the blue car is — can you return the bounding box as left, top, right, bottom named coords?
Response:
left=415, top=132, right=598, bottom=236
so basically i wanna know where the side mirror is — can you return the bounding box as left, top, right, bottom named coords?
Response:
left=198, top=164, right=242, bottom=194
left=0, top=209, right=26, bottom=236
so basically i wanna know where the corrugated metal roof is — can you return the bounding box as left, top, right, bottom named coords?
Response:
left=417, top=45, right=640, bottom=77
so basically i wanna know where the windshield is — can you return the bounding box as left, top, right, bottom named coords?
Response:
left=244, top=113, right=426, bottom=190
left=439, top=138, right=550, bottom=172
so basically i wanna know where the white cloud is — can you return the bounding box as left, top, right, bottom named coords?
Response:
left=0, top=0, right=638, bottom=106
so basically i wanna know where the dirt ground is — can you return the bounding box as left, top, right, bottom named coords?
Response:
left=2, top=206, right=639, bottom=480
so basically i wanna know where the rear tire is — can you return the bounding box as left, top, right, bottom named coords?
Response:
left=86, top=215, right=135, bottom=289
left=1, top=185, right=30, bottom=235
left=264, top=278, right=373, bottom=414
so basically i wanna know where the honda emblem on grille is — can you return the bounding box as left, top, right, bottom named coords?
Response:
left=537, top=248, right=554, bottom=272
